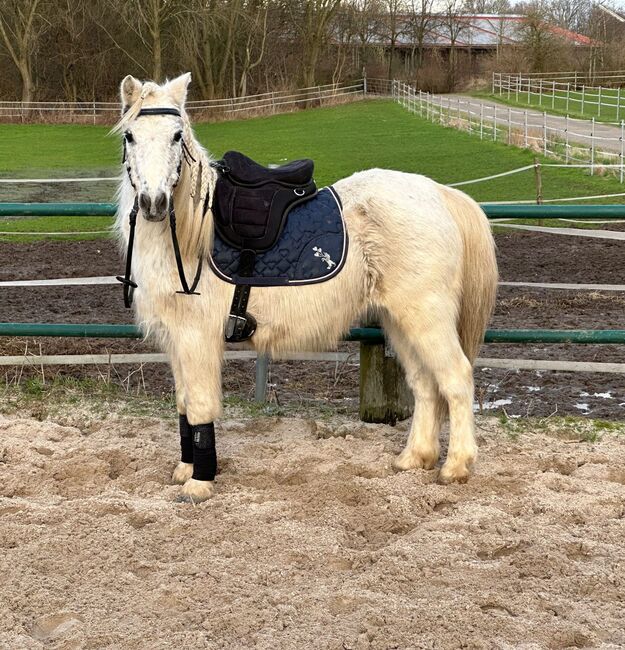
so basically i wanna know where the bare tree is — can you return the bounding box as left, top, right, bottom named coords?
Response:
left=406, top=0, right=436, bottom=74
left=0, top=0, right=48, bottom=102
left=346, top=0, right=385, bottom=70
left=441, top=0, right=468, bottom=89
left=104, top=0, right=186, bottom=81
left=290, top=0, right=344, bottom=87
left=380, top=0, right=406, bottom=79
left=519, top=4, right=562, bottom=72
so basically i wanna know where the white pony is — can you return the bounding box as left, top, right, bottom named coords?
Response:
left=115, top=73, right=498, bottom=503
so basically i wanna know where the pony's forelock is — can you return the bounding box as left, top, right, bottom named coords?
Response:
left=110, top=81, right=162, bottom=135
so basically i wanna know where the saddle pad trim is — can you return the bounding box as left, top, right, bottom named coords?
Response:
left=208, top=185, right=347, bottom=287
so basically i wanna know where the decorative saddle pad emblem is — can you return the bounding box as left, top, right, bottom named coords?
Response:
left=312, top=246, right=336, bottom=269
left=209, top=186, right=347, bottom=286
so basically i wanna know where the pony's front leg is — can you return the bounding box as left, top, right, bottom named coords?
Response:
left=170, top=351, right=194, bottom=486
left=171, top=324, right=224, bottom=503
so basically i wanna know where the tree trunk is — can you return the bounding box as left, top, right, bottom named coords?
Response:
left=19, top=61, right=34, bottom=103
left=153, top=28, right=162, bottom=80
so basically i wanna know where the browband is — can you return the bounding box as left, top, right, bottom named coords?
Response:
left=137, top=107, right=181, bottom=117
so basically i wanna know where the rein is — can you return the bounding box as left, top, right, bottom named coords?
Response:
left=116, top=106, right=206, bottom=308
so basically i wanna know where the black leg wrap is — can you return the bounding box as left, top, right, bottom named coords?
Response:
left=179, top=414, right=194, bottom=464
left=191, top=422, right=217, bottom=481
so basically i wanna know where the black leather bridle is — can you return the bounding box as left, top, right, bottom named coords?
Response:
left=116, top=106, right=204, bottom=308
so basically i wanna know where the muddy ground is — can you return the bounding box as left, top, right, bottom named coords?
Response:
left=1, top=405, right=624, bottom=649
left=3, top=229, right=625, bottom=417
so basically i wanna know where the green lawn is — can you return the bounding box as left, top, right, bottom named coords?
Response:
left=475, top=87, right=625, bottom=124
left=0, top=216, right=112, bottom=242
left=1, top=99, right=625, bottom=242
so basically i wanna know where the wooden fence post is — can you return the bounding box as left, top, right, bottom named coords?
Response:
left=254, top=354, right=269, bottom=402
left=359, top=315, right=413, bottom=424
left=534, top=157, right=543, bottom=205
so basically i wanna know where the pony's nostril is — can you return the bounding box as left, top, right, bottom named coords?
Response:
left=154, top=191, right=168, bottom=215
left=139, top=192, right=151, bottom=214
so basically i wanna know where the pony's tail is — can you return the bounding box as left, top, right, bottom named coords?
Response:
left=441, top=186, right=498, bottom=364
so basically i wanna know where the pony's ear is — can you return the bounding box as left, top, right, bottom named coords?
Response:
left=166, top=72, right=192, bottom=107
left=120, top=75, right=142, bottom=111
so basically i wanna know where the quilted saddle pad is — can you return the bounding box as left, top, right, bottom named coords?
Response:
left=208, top=186, right=348, bottom=286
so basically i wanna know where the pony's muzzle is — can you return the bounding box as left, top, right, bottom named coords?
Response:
left=139, top=190, right=168, bottom=221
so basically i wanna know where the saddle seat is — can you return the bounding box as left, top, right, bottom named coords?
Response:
left=213, top=150, right=317, bottom=252
left=220, top=150, right=314, bottom=187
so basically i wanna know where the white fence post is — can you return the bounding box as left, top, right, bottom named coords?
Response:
left=618, top=87, right=621, bottom=122
left=539, top=79, right=543, bottom=106
left=591, top=117, right=595, bottom=175
left=524, top=110, right=528, bottom=147
left=566, top=82, right=570, bottom=113
left=565, top=114, right=569, bottom=164
left=480, top=103, right=484, bottom=140
left=552, top=81, right=555, bottom=109
left=621, top=120, right=625, bottom=183
left=581, top=85, right=585, bottom=114
left=507, top=107, right=512, bottom=144
left=527, top=76, right=531, bottom=104
left=543, top=111, right=547, bottom=156
left=598, top=86, right=602, bottom=118
left=493, top=104, right=497, bottom=141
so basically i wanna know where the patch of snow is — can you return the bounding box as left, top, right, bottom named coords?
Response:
left=478, top=398, right=513, bottom=411
left=580, top=391, right=612, bottom=399
left=574, top=403, right=590, bottom=413
left=526, top=386, right=541, bottom=392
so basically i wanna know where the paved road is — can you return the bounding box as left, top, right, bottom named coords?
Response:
left=434, top=94, right=624, bottom=156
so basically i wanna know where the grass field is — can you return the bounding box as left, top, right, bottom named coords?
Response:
left=477, top=86, right=625, bottom=124
left=2, top=99, right=625, bottom=242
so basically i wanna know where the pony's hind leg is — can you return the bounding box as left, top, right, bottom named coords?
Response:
left=382, top=316, right=443, bottom=472
left=383, top=308, right=477, bottom=483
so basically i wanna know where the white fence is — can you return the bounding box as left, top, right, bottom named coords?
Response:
left=0, top=80, right=367, bottom=124
left=394, top=81, right=625, bottom=183
left=493, top=72, right=625, bottom=121
left=498, top=70, right=625, bottom=84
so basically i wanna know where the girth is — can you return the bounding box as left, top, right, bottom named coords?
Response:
left=212, top=151, right=317, bottom=342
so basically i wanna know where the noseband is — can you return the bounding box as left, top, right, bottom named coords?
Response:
left=116, top=106, right=204, bottom=308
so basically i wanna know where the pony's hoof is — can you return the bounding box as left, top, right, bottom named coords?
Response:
left=438, top=462, right=471, bottom=485
left=172, top=461, right=194, bottom=485
left=178, top=478, right=215, bottom=503
left=392, top=449, right=438, bottom=472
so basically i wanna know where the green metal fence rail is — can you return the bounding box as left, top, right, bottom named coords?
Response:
left=3, top=202, right=625, bottom=348
left=2, top=323, right=625, bottom=345
left=3, top=203, right=625, bottom=219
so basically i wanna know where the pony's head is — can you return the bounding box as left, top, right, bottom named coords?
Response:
left=114, top=73, right=192, bottom=222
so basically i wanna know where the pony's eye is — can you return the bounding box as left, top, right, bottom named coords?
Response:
left=173, top=131, right=183, bottom=143
left=124, top=131, right=134, bottom=144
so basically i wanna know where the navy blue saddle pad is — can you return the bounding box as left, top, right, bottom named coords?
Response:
left=208, top=186, right=347, bottom=286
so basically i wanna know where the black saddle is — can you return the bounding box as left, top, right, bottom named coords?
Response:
left=213, top=151, right=316, bottom=252
left=217, top=150, right=314, bottom=187
left=212, top=151, right=317, bottom=342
